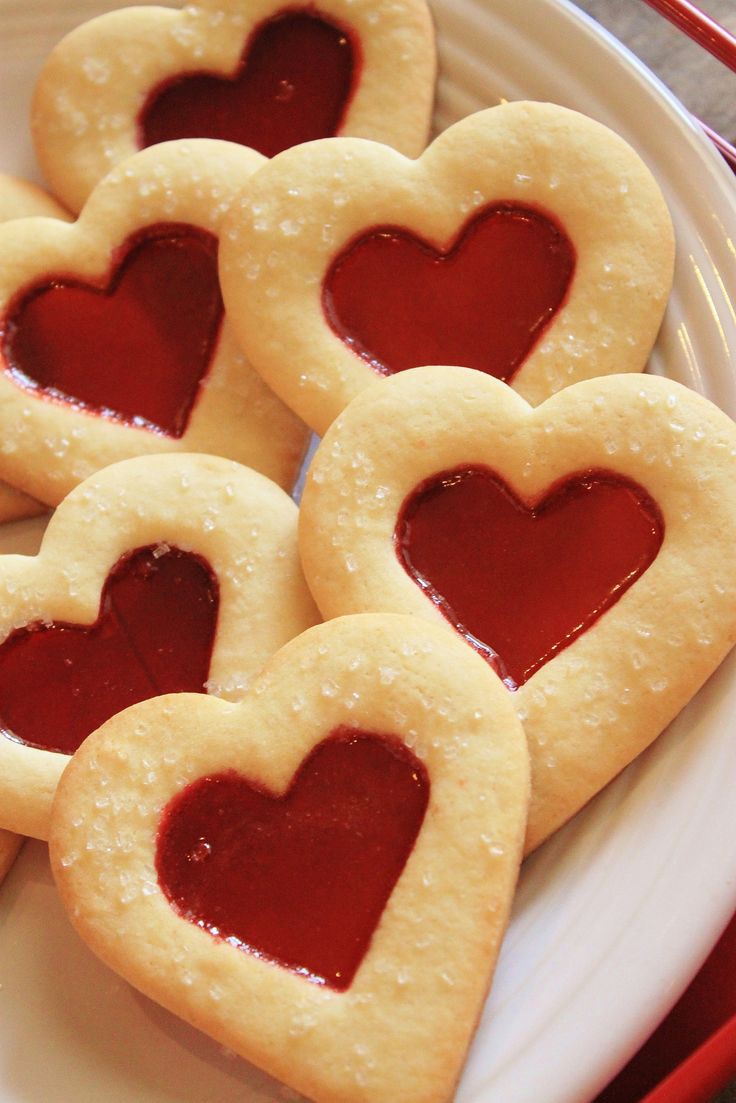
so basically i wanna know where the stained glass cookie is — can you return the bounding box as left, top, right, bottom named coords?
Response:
left=0, top=452, right=318, bottom=840
left=50, top=613, right=529, bottom=1103
left=299, top=367, right=736, bottom=851
left=32, top=0, right=436, bottom=212
left=0, top=140, right=308, bottom=506
left=219, top=101, right=675, bottom=436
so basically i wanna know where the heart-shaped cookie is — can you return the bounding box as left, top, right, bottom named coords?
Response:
left=0, top=140, right=308, bottom=507
left=32, top=0, right=436, bottom=213
left=0, top=452, right=318, bottom=841
left=219, top=100, right=675, bottom=435
left=49, top=613, right=529, bottom=1103
left=0, top=178, right=76, bottom=883
left=0, top=173, right=72, bottom=524
left=299, top=367, right=736, bottom=852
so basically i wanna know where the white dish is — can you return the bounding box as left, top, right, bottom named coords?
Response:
left=0, top=2, right=735, bottom=1101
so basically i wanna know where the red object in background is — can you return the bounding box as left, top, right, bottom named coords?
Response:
left=638, top=0, right=736, bottom=74
left=594, top=909, right=736, bottom=1102
left=637, top=0, right=736, bottom=170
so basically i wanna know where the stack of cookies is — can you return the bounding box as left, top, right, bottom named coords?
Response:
left=0, top=2, right=734, bottom=1101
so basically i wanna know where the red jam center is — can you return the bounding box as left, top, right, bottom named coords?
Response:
left=323, top=203, right=576, bottom=381
left=140, top=11, right=357, bottom=159
left=0, top=545, right=218, bottom=755
left=396, top=468, right=664, bottom=688
left=2, top=224, right=223, bottom=437
left=156, top=729, right=429, bottom=990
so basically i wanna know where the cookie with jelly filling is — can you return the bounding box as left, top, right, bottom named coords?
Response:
left=32, top=0, right=436, bottom=213
left=0, top=174, right=73, bottom=524
left=219, top=100, right=675, bottom=436
left=0, top=140, right=309, bottom=507
left=50, top=613, right=528, bottom=1103
left=0, top=170, right=70, bottom=877
left=299, top=366, right=736, bottom=851
left=0, top=452, right=318, bottom=841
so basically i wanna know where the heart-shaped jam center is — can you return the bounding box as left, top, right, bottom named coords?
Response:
left=323, top=204, right=575, bottom=381
left=0, top=545, right=218, bottom=755
left=396, top=467, right=664, bottom=688
left=141, top=11, right=357, bottom=159
left=156, top=729, right=429, bottom=990
left=2, top=224, right=223, bottom=437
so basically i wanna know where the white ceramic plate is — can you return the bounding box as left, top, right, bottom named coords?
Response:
left=0, top=2, right=735, bottom=1101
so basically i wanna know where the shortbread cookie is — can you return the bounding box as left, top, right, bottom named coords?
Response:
left=0, top=452, right=318, bottom=841
left=299, top=367, right=736, bottom=852
left=32, top=0, right=436, bottom=214
left=219, top=100, right=675, bottom=436
left=50, top=612, right=529, bottom=1103
left=0, top=140, right=308, bottom=505
left=0, top=174, right=72, bottom=523
left=0, top=140, right=308, bottom=507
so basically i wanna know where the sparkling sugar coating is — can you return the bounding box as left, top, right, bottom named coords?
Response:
left=299, top=368, right=736, bottom=853
left=0, top=140, right=310, bottom=508
left=218, top=101, right=674, bottom=436
left=0, top=452, right=318, bottom=841
left=49, top=613, right=529, bottom=1103
left=31, top=0, right=435, bottom=212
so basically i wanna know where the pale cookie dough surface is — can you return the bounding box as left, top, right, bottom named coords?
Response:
left=0, top=452, right=319, bottom=841
left=0, top=828, right=23, bottom=886
left=0, top=140, right=309, bottom=507
left=219, top=100, right=675, bottom=436
left=32, top=0, right=436, bottom=214
left=0, top=174, right=70, bottom=223
left=299, top=367, right=736, bottom=852
left=49, top=613, right=529, bottom=1103
left=0, top=174, right=73, bottom=523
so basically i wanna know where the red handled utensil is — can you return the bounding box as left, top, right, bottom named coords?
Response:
left=639, top=0, right=736, bottom=168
